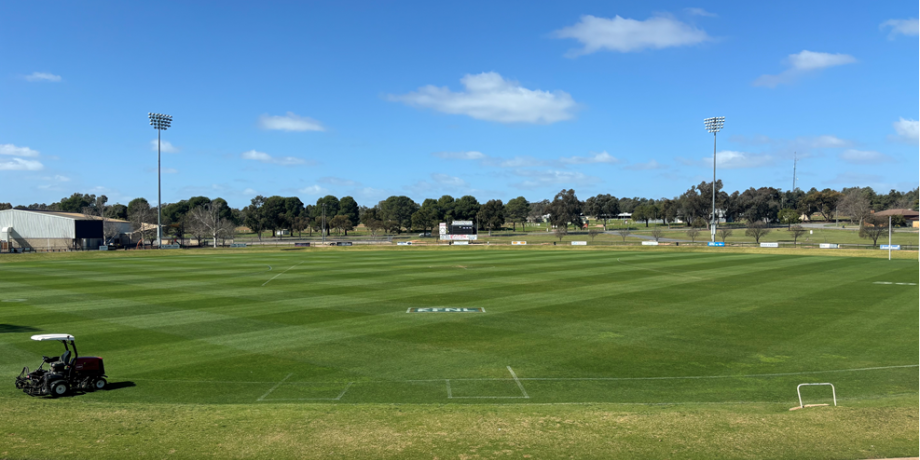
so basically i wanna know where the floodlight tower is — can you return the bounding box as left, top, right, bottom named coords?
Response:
left=148, top=113, right=173, bottom=248
left=704, top=116, right=725, bottom=242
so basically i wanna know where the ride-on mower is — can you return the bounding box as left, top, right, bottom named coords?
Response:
left=15, top=334, right=107, bottom=397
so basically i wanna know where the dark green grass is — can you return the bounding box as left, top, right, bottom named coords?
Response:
left=1, top=249, right=916, bottom=407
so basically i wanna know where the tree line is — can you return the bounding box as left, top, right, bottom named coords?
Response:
left=1, top=184, right=916, bottom=242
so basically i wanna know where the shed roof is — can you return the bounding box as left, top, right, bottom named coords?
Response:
left=873, top=208, right=919, bottom=218
left=0, top=209, right=129, bottom=223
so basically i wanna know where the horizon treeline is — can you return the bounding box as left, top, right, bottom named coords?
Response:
left=1, top=182, right=917, bottom=239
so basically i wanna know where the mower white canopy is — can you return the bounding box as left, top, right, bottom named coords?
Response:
left=31, top=334, right=75, bottom=342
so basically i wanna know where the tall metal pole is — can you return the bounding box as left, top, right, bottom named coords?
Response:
left=157, top=128, right=162, bottom=248
left=322, top=203, right=326, bottom=243
left=711, top=131, right=717, bottom=242
left=888, top=215, right=892, bottom=261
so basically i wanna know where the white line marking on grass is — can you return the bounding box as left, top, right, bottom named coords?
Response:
left=519, top=364, right=920, bottom=381
left=1, top=299, right=27, bottom=302
left=261, top=262, right=302, bottom=286
left=260, top=382, right=355, bottom=402
left=507, top=366, right=530, bottom=398
left=446, top=380, right=452, bottom=398
left=257, top=373, right=293, bottom=401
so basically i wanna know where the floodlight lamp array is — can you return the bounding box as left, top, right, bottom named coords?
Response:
left=703, top=116, right=725, bottom=133
left=148, top=112, right=173, bottom=130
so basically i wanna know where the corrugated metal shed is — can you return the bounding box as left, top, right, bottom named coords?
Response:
left=0, top=209, right=79, bottom=238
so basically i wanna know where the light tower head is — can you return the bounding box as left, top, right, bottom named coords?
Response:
left=148, top=113, right=173, bottom=131
left=704, top=116, right=725, bottom=134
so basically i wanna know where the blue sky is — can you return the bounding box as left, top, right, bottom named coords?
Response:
left=2, top=1, right=917, bottom=208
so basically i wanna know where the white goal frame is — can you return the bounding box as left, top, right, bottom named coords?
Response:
left=797, top=383, right=837, bottom=408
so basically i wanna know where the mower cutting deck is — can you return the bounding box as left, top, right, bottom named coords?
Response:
left=15, top=334, right=107, bottom=397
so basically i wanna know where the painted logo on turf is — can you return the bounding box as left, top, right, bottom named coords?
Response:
left=407, top=307, right=485, bottom=313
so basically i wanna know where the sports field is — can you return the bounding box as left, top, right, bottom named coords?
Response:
left=1, top=247, right=917, bottom=459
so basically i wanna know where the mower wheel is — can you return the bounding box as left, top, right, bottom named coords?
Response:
left=49, top=381, right=69, bottom=398
left=94, top=378, right=107, bottom=390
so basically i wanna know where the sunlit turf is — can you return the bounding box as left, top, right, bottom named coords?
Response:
left=0, top=247, right=916, bottom=458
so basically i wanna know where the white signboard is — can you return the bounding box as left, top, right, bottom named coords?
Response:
left=439, top=222, right=447, bottom=235
left=819, top=243, right=838, bottom=249
left=511, top=241, right=527, bottom=245
left=760, top=242, right=779, bottom=248
left=397, top=242, right=411, bottom=246
left=641, top=241, right=659, bottom=246
left=440, top=234, right=478, bottom=241
left=571, top=241, right=587, bottom=246
left=452, top=241, right=469, bottom=245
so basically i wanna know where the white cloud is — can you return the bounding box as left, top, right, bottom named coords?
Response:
left=432, top=151, right=486, bottom=160
left=684, top=8, right=717, bottom=17
left=0, top=158, right=44, bottom=171
left=624, top=160, right=665, bottom=170
left=893, top=118, right=919, bottom=141
left=839, top=149, right=892, bottom=164
left=23, top=72, right=61, bottom=82
left=150, top=139, right=179, bottom=153
left=0, top=144, right=40, bottom=157
left=319, top=176, right=359, bottom=186
left=298, top=185, right=329, bottom=195
left=559, top=151, right=620, bottom=164
left=258, top=112, right=326, bottom=132
left=880, top=18, right=919, bottom=38
left=389, top=72, right=577, bottom=124
left=695, top=150, right=773, bottom=169
left=241, top=150, right=307, bottom=166
left=431, top=173, right=467, bottom=187
left=497, top=156, right=546, bottom=168
left=754, top=50, right=856, bottom=88
left=511, top=169, right=597, bottom=189
left=553, top=14, right=710, bottom=55
left=44, top=174, right=70, bottom=182
left=243, top=188, right=257, bottom=195
left=806, top=135, right=849, bottom=148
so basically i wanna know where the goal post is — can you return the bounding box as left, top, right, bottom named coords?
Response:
left=796, top=383, right=837, bottom=408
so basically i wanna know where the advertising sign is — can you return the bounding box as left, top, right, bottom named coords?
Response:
left=98, top=246, right=108, bottom=251
left=641, top=241, right=658, bottom=246
left=880, top=245, right=901, bottom=250
left=760, top=242, right=779, bottom=248
left=397, top=242, right=412, bottom=246
left=707, top=242, right=725, bottom=247
left=232, top=243, right=249, bottom=247
left=511, top=241, right=527, bottom=245
left=335, top=242, right=353, bottom=246
left=439, top=222, right=447, bottom=235
left=819, top=243, right=838, bottom=249
left=292, top=243, right=308, bottom=247
left=440, top=234, right=478, bottom=241
left=571, top=241, right=587, bottom=246
left=452, top=241, right=469, bottom=245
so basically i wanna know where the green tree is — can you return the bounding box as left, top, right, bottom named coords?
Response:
left=316, top=195, right=340, bottom=235
left=261, top=196, right=287, bottom=238
left=777, top=208, right=800, bottom=226
left=59, top=193, right=95, bottom=213
left=411, top=207, right=438, bottom=234
left=476, top=199, right=505, bottom=235
left=584, top=194, right=619, bottom=230
left=437, top=195, right=456, bottom=223
left=127, top=198, right=150, bottom=220
left=378, top=196, right=419, bottom=231
left=789, top=224, right=806, bottom=247
left=718, top=227, right=733, bottom=242
left=632, top=203, right=659, bottom=227
left=452, top=195, right=481, bottom=223
left=548, top=189, right=582, bottom=230
left=858, top=215, right=887, bottom=246
left=504, top=196, right=530, bottom=232
left=244, top=196, right=267, bottom=241
left=337, top=196, right=360, bottom=229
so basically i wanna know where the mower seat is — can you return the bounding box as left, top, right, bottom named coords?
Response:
left=60, top=351, right=72, bottom=366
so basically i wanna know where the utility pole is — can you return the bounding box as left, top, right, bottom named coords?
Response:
left=792, top=152, right=797, bottom=193
left=321, top=203, right=326, bottom=243
left=148, top=113, right=172, bottom=248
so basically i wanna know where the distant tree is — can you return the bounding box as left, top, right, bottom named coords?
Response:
left=452, top=195, right=481, bottom=222
left=745, top=221, right=771, bottom=243
left=411, top=206, right=438, bottom=234
left=316, top=195, right=340, bottom=236
left=437, top=195, right=456, bottom=224
left=244, top=196, right=267, bottom=241
left=691, top=217, right=708, bottom=229
left=337, top=196, right=360, bottom=229
left=365, top=219, right=384, bottom=239
left=718, top=227, right=733, bottom=242
left=554, top=226, right=568, bottom=242
left=106, top=204, right=128, bottom=220
left=378, top=196, right=419, bottom=231
left=292, top=215, right=311, bottom=237
left=59, top=193, right=95, bottom=213
left=261, top=196, right=287, bottom=238
left=839, top=188, right=872, bottom=225
left=584, top=194, right=619, bottom=230
left=189, top=204, right=234, bottom=248
left=686, top=228, right=700, bottom=242
left=859, top=215, right=888, bottom=246
left=477, top=199, right=505, bottom=235
left=588, top=228, right=601, bottom=242
left=789, top=224, right=806, bottom=247
left=659, top=198, right=678, bottom=229
left=129, top=201, right=157, bottom=247
left=777, top=208, right=800, bottom=226
left=650, top=227, right=664, bottom=242
left=614, top=229, right=630, bottom=243
left=528, top=199, right=549, bottom=225
left=548, top=189, right=582, bottom=230
left=632, top=203, right=659, bottom=227
left=329, top=215, right=354, bottom=235
left=0, top=202, right=12, bottom=211
left=504, top=196, right=530, bottom=232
